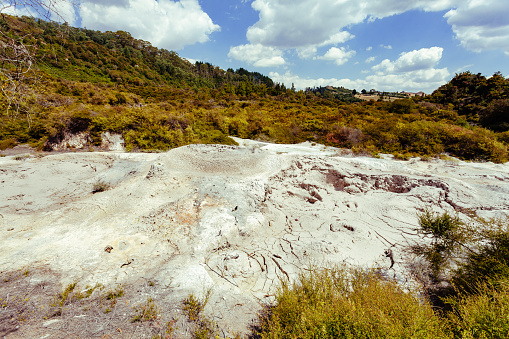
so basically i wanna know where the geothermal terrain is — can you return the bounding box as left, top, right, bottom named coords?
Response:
left=1, top=138, right=509, bottom=338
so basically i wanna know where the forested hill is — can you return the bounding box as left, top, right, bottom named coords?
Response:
left=0, top=15, right=277, bottom=92
left=426, top=71, right=509, bottom=131
left=1, top=15, right=509, bottom=163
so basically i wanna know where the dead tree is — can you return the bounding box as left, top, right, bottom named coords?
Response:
left=0, top=0, right=75, bottom=124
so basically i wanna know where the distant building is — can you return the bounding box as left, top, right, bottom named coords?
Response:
left=401, top=91, right=427, bottom=97
left=400, top=91, right=416, bottom=97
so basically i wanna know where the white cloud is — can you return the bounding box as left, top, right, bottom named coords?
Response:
left=368, top=47, right=449, bottom=91
left=364, top=68, right=450, bottom=90
left=247, top=0, right=364, bottom=49
left=271, top=45, right=450, bottom=92
left=1, top=4, right=32, bottom=16
left=297, top=46, right=318, bottom=59
left=366, top=46, right=373, bottom=51
left=319, top=31, right=354, bottom=46
left=365, top=56, right=376, bottom=63
left=372, top=47, right=443, bottom=73
left=366, top=0, right=460, bottom=19
left=317, top=47, right=356, bottom=66
left=270, top=68, right=448, bottom=93
left=445, top=0, right=509, bottom=53
left=228, top=44, right=285, bottom=67
left=49, top=0, right=78, bottom=25
left=246, top=0, right=459, bottom=50
left=239, top=0, right=509, bottom=66
left=269, top=71, right=358, bottom=90
left=183, top=57, right=199, bottom=64
left=83, top=0, right=129, bottom=6
left=80, top=0, right=220, bottom=51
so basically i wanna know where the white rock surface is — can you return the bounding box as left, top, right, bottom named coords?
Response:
left=1, top=139, right=509, bottom=333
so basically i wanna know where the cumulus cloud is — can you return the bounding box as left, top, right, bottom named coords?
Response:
left=372, top=47, right=443, bottom=73
left=317, top=47, right=356, bottom=66
left=246, top=0, right=459, bottom=50
left=247, top=0, right=363, bottom=49
left=367, top=47, right=449, bottom=91
left=269, top=71, right=359, bottom=90
left=364, top=68, right=450, bottom=90
left=270, top=68, right=448, bottom=93
left=228, top=44, right=285, bottom=67
left=297, top=46, right=318, bottom=59
left=80, top=0, right=220, bottom=50
left=445, top=0, right=509, bottom=53
left=366, top=0, right=460, bottom=19
left=49, top=0, right=78, bottom=25
left=365, top=56, right=376, bottom=63
left=271, top=45, right=449, bottom=92
left=83, top=0, right=129, bottom=6
left=320, top=31, right=354, bottom=46
left=237, top=0, right=477, bottom=66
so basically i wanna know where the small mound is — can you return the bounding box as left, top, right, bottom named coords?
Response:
left=161, top=144, right=273, bottom=176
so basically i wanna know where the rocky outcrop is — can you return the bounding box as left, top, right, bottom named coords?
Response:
left=43, top=131, right=125, bottom=151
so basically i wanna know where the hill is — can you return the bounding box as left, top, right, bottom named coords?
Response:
left=1, top=15, right=509, bottom=163
left=426, top=71, right=509, bottom=131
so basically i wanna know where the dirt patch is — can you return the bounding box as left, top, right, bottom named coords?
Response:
left=0, top=267, right=227, bottom=338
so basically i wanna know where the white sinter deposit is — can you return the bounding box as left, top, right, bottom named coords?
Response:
left=1, top=138, right=509, bottom=334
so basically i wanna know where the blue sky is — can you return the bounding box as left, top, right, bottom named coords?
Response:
left=5, top=0, right=509, bottom=93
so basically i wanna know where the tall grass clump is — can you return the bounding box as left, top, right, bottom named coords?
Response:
left=253, top=266, right=448, bottom=339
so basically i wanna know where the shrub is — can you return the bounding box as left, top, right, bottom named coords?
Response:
left=131, top=297, right=159, bottom=322
left=0, top=138, right=17, bottom=150
left=182, top=294, right=205, bottom=322
left=181, top=290, right=216, bottom=338
left=445, top=285, right=509, bottom=338
left=411, top=209, right=465, bottom=283
left=252, top=266, right=448, bottom=338
left=452, top=222, right=509, bottom=294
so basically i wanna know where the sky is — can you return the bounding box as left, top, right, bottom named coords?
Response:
left=4, top=0, right=509, bottom=93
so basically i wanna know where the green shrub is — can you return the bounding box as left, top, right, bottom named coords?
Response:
left=253, top=266, right=448, bottom=338
left=181, top=290, right=216, bottom=339
left=445, top=285, right=509, bottom=338
left=452, top=223, right=509, bottom=294
left=131, top=297, right=159, bottom=322
left=411, top=210, right=465, bottom=282
left=0, top=138, right=17, bottom=150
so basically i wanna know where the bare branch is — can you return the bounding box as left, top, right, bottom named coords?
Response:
left=0, top=0, right=77, bottom=23
left=0, top=0, right=76, bottom=125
